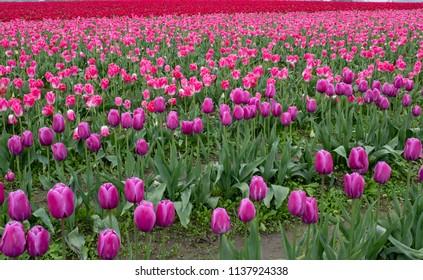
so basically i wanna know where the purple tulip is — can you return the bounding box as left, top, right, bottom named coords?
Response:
left=233, top=105, right=244, bottom=120
left=201, top=98, right=214, bottom=114
left=155, top=200, right=175, bottom=227
left=326, top=83, right=335, bottom=96
left=287, top=190, right=306, bottom=217
left=265, top=83, right=276, bottom=98
left=132, top=114, right=145, bottom=131
left=52, top=142, right=67, bottom=161
left=271, top=102, right=282, bottom=117
left=372, top=80, right=381, bottom=90
left=237, top=198, right=256, bottom=223
left=8, top=135, right=23, bottom=156
left=358, top=80, right=368, bottom=93
left=210, top=207, right=230, bottom=234
left=134, top=201, right=156, bottom=232
left=393, top=75, right=404, bottom=89
left=135, top=139, right=149, bottom=156
left=181, top=120, right=194, bottom=135
left=98, top=183, right=119, bottom=210
left=193, top=118, right=204, bottom=134
left=5, top=171, right=15, bottom=182
left=242, top=91, right=250, bottom=104
left=124, top=177, right=144, bottom=204
left=38, top=127, right=54, bottom=146
left=46, top=183, right=75, bottom=219
left=0, top=182, right=4, bottom=206
left=402, top=94, right=411, bottom=107
left=22, top=130, right=34, bottom=148
left=219, top=110, right=231, bottom=126
left=280, top=112, right=292, bottom=126
left=343, top=70, right=354, bottom=84
left=306, top=98, right=317, bottom=113
left=348, top=147, right=369, bottom=174
left=404, top=79, right=414, bottom=91
left=373, top=161, right=391, bottom=184
left=86, top=133, right=101, bottom=152
left=219, top=104, right=230, bottom=118
left=418, top=167, right=423, bottom=182
left=167, top=111, right=179, bottom=130
left=335, top=82, right=346, bottom=95
left=8, top=190, right=31, bottom=221
left=260, top=102, right=271, bottom=117
left=316, top=79, right=328, bottom=94
left=382, top=82, right=395, bottom=97
left=97, top=229, right=120, bottom=260
left=120, top=112, right=132, bottom=129
left=301, top=197, right=319, bottom=224
left=344, top=84, right=353, bottom=96
left=287, top=106, right=298, bottom=120
left=377, top=96, right=390, bottom=110
left=230, top=88, right=244, bottom=105
left=404, top=138, right=422, bottom=161
left=107, top=109, right=120, bottom=127
left=412, top=105, right=421, bottom=117
left=27, top=225, right=50, bottom=257
left=0, top=221, right=26, bottom=258
left=52, top=114, right=66, bottom=133
left=315, top=150, right=333, bottom=175
left=344, top=172, right=365, bottom=199
left=77, top=122, right=90, bottom=140
left=249, top=176, right=267, bottom=201
left=154, top=96, right=166, bottom=113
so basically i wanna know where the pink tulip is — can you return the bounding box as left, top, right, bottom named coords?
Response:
left=404, top=138, right=422, bottom=161
left=46, top=183, right=75, bottom=219
left=301, top=197, right=319, bottom=224
left=134, top=201, right=156, bottom=232
left=287, top=190, right=306, bottom=217
left=97, top=229, right=120, bottom=260
left=344, top=172, right=365, bottom=199
left=135, top=139, right=149, bottom=156
left=8, top=190, right=32, bottom=221
left=155, top=200, right=175, bottom=227
left=249, top=176, right=267, bottom=201
left=98, top=183, right=119, bottom=210
left=210, top=208, right=230, bottom=234
left=124, top=177, right=144, bottom=204
left=27, top=225, right=50, bottom=257
left=315, top=150, right=333, bottom=175
left=373, top=161, right=391, bottom=184
left=0, top=221, right=26, bottom=258
left=237, top=198, right=256, bottom=223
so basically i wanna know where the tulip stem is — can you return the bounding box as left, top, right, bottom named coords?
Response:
left=134, top=205, right=138, bottom=260
left=292, top=218, right=297, bottom=260
left=407, top=161, right=412, bottom=197
left=145, top=232, right=152, bottom=260
left=349, top=199, right=360, bottom=258
left=46, top=147, right=50, bottom=181
left=376, top=183, right=382, bottom=223
left=61, top=218, right=66, bottom=260
left=109, top=210, right=113, bottom=228
left=16, top=154, right=20, bottom=185
left=321, top=175, right=325, bottom=196
left=305, top=225, right=311, bottom=259
left=218, top=234, right=222, bottom=260
left=160, top=230, right=166, bottom=260
left=206, top=114, right=210, bottom=162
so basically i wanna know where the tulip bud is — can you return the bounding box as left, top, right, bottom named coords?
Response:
left=120, top=112, right=132, bottom=129
left=412, top=105, right=421, bottom=117
left=287, top=106, right=298, bottom=120
left=0, top=182, right=4, bottom=206
left=260, top=102, right=271, bottom=117
left=287, top=190, right=306, bottom=217
left=27, top=225, right=50, bottom=257
left=193, top=118, right=203, bottom=134
left=8, top=135, right=23, bottom=156
left=201, top=98, right=214, bottom=114
left=52, top=114, right=66, bottom=133
left=155, top=200, right=175, bottom=227
left=357, top=80, right=368, bottom=93
left=86, top=133, right=101, bottom=152
left=135, top=139, right=149, bottom=156
left=316, top=79, right=328, bottom=94
left=271, top=102, right=282, bottom=117
left=97, top=229, right=120, bottom=260
left=335, top=82, right=346, bottom=95
left=237, top=198, right=256, bottom=223
left=372, top=80, right=381, bottom=90
left=8, top=190, right=32, bottom=221
left=404, top=79, right=414, bottom=91
left=98, top=183, right=119, bottom=210
left=22, top=130, right=34, bottom=148
left=233, top=105, right=244, bottom=120
left=326, top=83, right=335, bottom=96
left=0, top=221, right=26, bottom=258
left=210, top=208, right=230, bottom=234
left=154, top=96, right=166, bottom=113
left=124, top=177, right=144, bottom=203
left=46, top=183, right=75, bottom=219
left=393, top=75, right=404, bottom=89
left=230, top=88, right=244, bottom=105
left=107, top=109, right=120, bottom=127
left=343, top=70, right=354, bottom=84
left=166, top=111, right=179, bottom=130
left=404, top=138, right=422, bottom=161
left=181, top=120, right=194, bottom=135
left=134, top=201, right=156, bottom=232
left=402, top=94, right=411, bottom=107
left=265, top=83, right=276, bottom=98
left=348, top=147, right=369, bottom=174
left=301, top=197, right=319, bottom=224
left=132, top=114, right=145, bottom=131
left=51, top=142, right=67, bottom=161
left=249, top=176, right=267, bottom=201
left=100, top=126, right=110, bottom=137
left=5, top=171, right=15, bottom=182
left=77, top=122, right=90, bottom=140
left=66, top=109, right=76, bottom=122
left=344, top=172, right=365, bottom=199
left=373, top=161, right=391, bottom=184
left=315, top=150, right=333, bottom=175
left=280, top=112, right=292, bottom=126
left=306, top=98, right=317, bottom=113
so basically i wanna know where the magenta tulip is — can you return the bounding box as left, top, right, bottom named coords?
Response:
left=301, top=197, right=319, bottom=224
left=316, top=79, right=328, bottom=93
left=107, top=109, right=120, bottom=127
left=233, top=105, right=244, bottom=120
left=210, top=208, right=230, bottom=234
left=132, top=113, right=145, bottom=131
left=402, top=94, right=411, bottom=107
left=0, top=221, right=26, bottom=258
left=154, top=96, right=166, bottom=113
left=181, top=120, right=194, bottom=135
left=237, top=198, right=256, bottom=223
left=134, top=201, right=156, bottom=232
left=166, top=111, right=179, bottom=130
left=124, top=177, right=144, bottom=204
left=271, top=102, right=282, bottom=117
left=249, top=176, right=267, bottom=201
left=260, top=102, right=271, bottom=117
left=8, top=135, right=23, bottom=156
left=193, top=118, right=204, bottom=134
left=348, top=147, right=369, bottom=174
left=412, top=105, right=421, bottom=117
left=135, top=139, right=149, bottom=156
left=201, top=98, right=214, bottom=114
left=97, top=229, right=120, bottom=260
left=287, top=190, right=307, bottom=217
left=98, top=183, right=119, bottom=210
left=46, top=183, right=75, bottom=219
left=52, top=114, right=66, bottom=133
left=265, top=83, right=276, bottom=98
left=27, top=225, right=50, bottom=257
left=120, top=112, right=132, bottom=129
left=0, top=182, right=4, bottom=206
left=404, top=138, right=422, bottom=161
left=344, top=172, right=365, bottom=199
left=8, top=190, right=32, bottom=221
left=52, top=142, right=67, bottom=161
left=22, top=130, right=34, bottom=148
left=77, top=122, right=90, bottom=140
left=315, top=150, right=333, bottom=175
left=280, top=112, right=292, bottom=126
left=5, top=171, right=15, bottom=182
left=155, top=200, right=175, bottom=227
left=86, top=133, right=101, bottom=152
left=373, top=161, right=391, bottom=184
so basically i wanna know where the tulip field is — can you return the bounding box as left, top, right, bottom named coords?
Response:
left=2, top=0, right=423, bottom=260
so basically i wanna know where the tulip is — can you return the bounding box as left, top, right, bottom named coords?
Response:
left=181, top=120, right=194, bottom=135
left=372, top=80, right=381, bottom=90
left=306, top=98, right=317, bottom=113
left=287, top=106, right=298, bottom=120
left=418, top=167, right=423, bottom=182
left=193, top=118, right=204, bottom=134
left=0, top=221, right=26, bottom=258
left=51, top=142, right=67, bottom=161
left=219, top=104, right=230, bottom=118
left=237, top=198, right=256, bottom=223
left=271, top=102, right=282, bottom=117
left=154, top=96, right=166, bottom=113
left=77, top=122, right=90, bottom=140
left=100, top=126, right=110, bottom=137
left=412, top=105, right=421, bottom=117
left=343, top=70, right=354, bottom=84
left=201, top=98, right=214, bottom=114
left=210, top=208, right=230, bottom=234
left=265, top=83, right=276, bottom=98
left=124, top=177, right=144, bottom=204
left=316, top=79, right=328, bottom=93
left=358, top=80, right=368, bottom=93
left=21, top=130, right=34, bottom=148
left=280, top=112, right=292, bottom=126
left=120, top=112, right=132, bottom=129
left=402, top=94, right=411, bottom=107
left=233, top=105, right=244, bottom=120
left=86, top=133, right=101, bottom=152
left=230, top=88, right=244, bottom=104
left=134, top=201, right=156, bottom=232
left=404, top=79, right=414, bottom=91
left=8, top=135, right=23, bottom=155
left=301, top=197, right=319, bottom=224
left=260, top=102, right=271, bottom=117
left=135, top=139, right=149, bottom=156
left=66, top=109, right=76, bottom=122
left=52, top=114, right=66, bottom=133
left=46, top=183, right=74, bottom=219
left=132, top=114, right=145, bottom=131
left=393, top=75, right=404, bottom=89
left=27, top=225, right=50, bottom=257
left=155, top=200, right=175, bottom=227
left=249, top=176, right=267, bottom=201
left=344, top=84, right=353, bottom=96
left=348, top=147, right=369, bottom=174
left=107, top=109, right=120, bottom=127
left=8, top=190, right=32, bottom=221
left=326, top=83, right=335, bottom=96
left=98, top=183, right=119, bottom=210
left=97, top=229, right=120, bottom=260
left=287, top=190, right=306, bottom=217
left=404, top=138, right=422, bottom=161
left=5, top=171, right=15, bottom=182
left=166, top=111, right=179, bottom=130
left=373, top=161, right=391, bottom=184
left=315, top=150, right=333, bottom=175
left=335, top=82, right=346, bottom=95
left=344, top=172, right=365, bottom=199
left=0, top=182, right=4, bottom=206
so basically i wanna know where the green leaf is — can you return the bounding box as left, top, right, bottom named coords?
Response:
left=125, top=149, right=135, bottom=178
left=271, top=184, right=289, bottom=209
left=33, top=208, right=55, bottom=233
left=220, top=234, right=239, bottom=260
left=39, top=175, right=53, bottom=190
left=263, top=187, right=273, bottom=208
left=388, top=236, right=423, bottom=259
left=263, top=140, right=278, bottom=181
left=67, top=227, right=86, bottom=260
left=239, top=156, right=266, bottom=182
left=174, top=201, right=192, bottom=228
left=206, top=197, right=219, bottom=209
left=333, top=145, right=347, bottom=162
left=233, top=182, right=249, bottom=198
left=279, top=222, right=293, bottom=260
left=145, top=183, right=166, bottom=205
left=246, top=221, right=262, bottom=260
